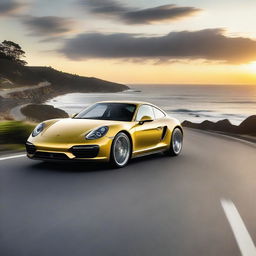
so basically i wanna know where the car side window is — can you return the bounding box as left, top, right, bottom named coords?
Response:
left=153, top=107, right=165, bottom=119
left=136, top=105, right=155, bottom=121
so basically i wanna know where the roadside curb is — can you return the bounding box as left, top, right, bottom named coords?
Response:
left=184, top=127, right=256, bottom=148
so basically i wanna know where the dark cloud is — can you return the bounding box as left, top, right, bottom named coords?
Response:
left=59, top=29, right=256, bottom=64
left=22, top=16, right=75, bottom=37
left=0, top=0, right=24, bottom=16
left=122, top=5, right=201, bottom=24
left=80, top=0, right=127, bottom=14
left=79, top=0, right=201, bottom=24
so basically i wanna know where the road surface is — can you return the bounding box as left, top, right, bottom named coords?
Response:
left=0, top=129, right=256, bottom=256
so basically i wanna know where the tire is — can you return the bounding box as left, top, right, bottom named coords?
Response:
left=110, top=132, right=131, bottom=168
left=166, top=128, right=183, bottom=156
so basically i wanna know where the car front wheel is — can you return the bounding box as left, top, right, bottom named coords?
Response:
left=110, top=132, right=131, bottom=168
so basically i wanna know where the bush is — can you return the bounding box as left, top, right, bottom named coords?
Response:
left=0, top=121, right=35, bottom=144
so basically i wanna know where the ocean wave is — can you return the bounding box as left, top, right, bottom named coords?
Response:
left=211, top=101, right=256, bottom=104
left=166, top=108, right=213, bottom=113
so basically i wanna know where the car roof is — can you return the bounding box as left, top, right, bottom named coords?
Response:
left=96, top=100, right=154, bottom=106
left=86, top=101, right=168, bottom=118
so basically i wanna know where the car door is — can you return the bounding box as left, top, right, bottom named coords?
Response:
left=133, top=105, right=163, bottom=152
left=152, top=106, right=168, bottom=141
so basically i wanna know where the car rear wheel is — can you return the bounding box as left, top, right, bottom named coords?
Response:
left=110, top=132, right=131, bottom=168
left=166, top=128, right=183, bottom=156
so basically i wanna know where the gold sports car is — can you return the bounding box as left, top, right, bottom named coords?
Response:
left=26, top=101, right=183, bottom=168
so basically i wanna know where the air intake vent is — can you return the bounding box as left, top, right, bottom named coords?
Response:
left=161, top=126, right=168, bottom=140
left=34, top=152, right=69, bottom=160
left=25, top=142, right=36, bottom=154
left=70, top=145, right=99, bottom=158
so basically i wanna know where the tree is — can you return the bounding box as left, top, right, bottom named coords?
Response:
left=0, top=40, right=27, bottom=65
left=0, top=44, right=6, bottom=59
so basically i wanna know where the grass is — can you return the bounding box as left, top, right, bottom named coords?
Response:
left=0, top=144, right=26, bottom=152
left=0, top=121, right=35, bottom=145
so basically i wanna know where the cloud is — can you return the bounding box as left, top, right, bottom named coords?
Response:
left=59, top=29, right=256, bottom=64
left=0, top=0, right=25, bottom=16
left=80, top=0, right=126, bottom=14
left=79, top=0, right=201, bottom=24
left=22, top=16, right=76, bottom=37
left=122, top=5, right=201, bottom=24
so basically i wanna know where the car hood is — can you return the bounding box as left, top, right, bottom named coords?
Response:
left=33, top=118, right=122, bottom=144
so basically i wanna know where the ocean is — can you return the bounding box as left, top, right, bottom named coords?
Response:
left=46, top=84, right=256, bottom=125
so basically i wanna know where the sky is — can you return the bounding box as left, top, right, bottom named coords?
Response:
left=1, top=0, right=256, bottom=85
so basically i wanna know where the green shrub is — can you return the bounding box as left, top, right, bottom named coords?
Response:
left=0, top=121, right=35, bottom=144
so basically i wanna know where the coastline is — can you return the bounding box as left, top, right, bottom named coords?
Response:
left=0, top=82, right=129, bottom=120
left=1, top=80, right=255, bottom=155
left=0, top=59, right=129, bottom=120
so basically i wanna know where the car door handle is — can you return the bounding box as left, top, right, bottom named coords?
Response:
left=156, top=126, right=163, bottom=130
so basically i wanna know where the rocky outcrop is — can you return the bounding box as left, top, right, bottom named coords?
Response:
left=182, top=119, right=237, bottom=132
left=21, top=104, right=69, bottom=122
left=237, top=115, right=256, bottom=135
left=182, top=116, right=256, bottom=136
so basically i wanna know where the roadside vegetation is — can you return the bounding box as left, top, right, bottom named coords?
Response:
left=0, top=121, right=35, bottom=151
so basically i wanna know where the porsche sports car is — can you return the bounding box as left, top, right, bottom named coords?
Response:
left=26, top=101, right=183, bottom=168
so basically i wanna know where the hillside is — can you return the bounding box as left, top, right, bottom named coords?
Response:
left=0, top=58, right=128, bottom=92
left=0, top=59, right=40, bottom=87
left=0, top=58, right=128, bottom=119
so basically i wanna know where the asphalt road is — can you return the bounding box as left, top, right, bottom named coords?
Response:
left=0, top=128, right=256, bottom=256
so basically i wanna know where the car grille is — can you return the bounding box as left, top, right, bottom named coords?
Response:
left=34, top=151, right=69, bottom=160
left=25, top=142, right=36, bottom=154
left=70, top=145, right=99, bottom=158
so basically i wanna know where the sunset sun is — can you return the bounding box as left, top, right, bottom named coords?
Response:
left=248, top=61, right=256, bottom=73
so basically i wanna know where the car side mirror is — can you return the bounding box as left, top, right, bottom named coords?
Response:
left=71, top=113, right=78, bottom=118
left=139, top=115, right=153, bottom=125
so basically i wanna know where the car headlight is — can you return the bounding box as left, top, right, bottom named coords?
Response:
left=32, top=123, right=45, bottom=137
left=86, top=126, right=109, bottom=140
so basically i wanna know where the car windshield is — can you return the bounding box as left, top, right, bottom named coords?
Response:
left=75, top=103, right=137, bottom=122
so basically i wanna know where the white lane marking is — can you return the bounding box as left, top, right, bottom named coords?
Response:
left=0, top=154, right=26, bottom=161
left=221, top=199, right=256, bottom=256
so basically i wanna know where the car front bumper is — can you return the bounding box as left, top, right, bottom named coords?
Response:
left=26, top=137, right=113, bottom=162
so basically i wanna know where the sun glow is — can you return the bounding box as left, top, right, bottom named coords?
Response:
left=247, top=61, right=256, bottom=73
